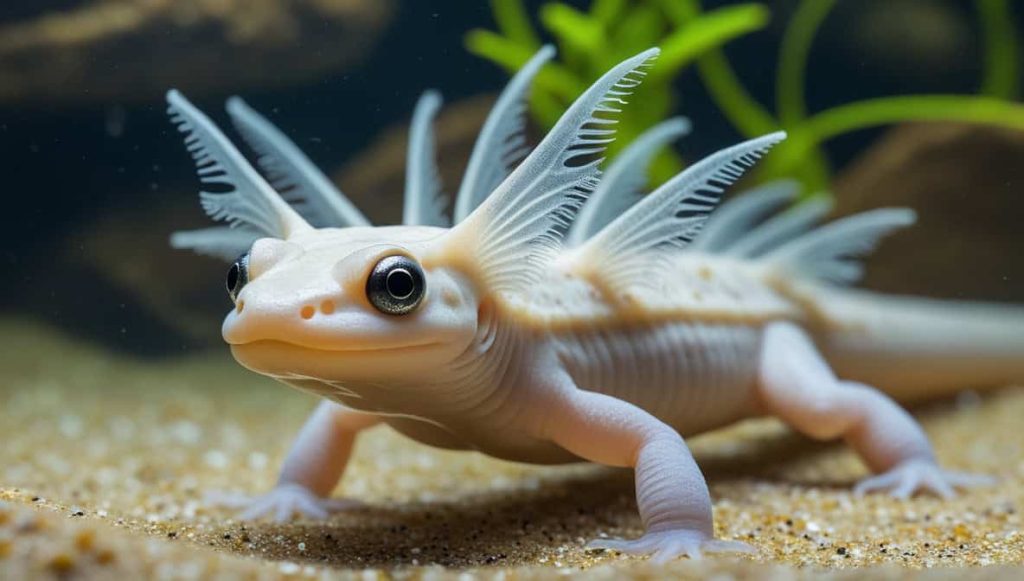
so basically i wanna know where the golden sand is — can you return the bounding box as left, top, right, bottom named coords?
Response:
left=1, top=318, right=1023, bottom=579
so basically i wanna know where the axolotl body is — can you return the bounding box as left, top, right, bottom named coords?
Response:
left=167, top=47, right=1024, bottom=561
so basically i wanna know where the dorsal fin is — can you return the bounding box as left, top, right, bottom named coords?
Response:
left=454, top=45, right=555, bottom=223
left=688, top=180, right=798, bottom=253
left=567, top=117, right=691, bottom=246
left=427, top=49, right=661, bottom=297
left=763, top=208, right=916, bottom=284
left=225, top=97, right=370, bottom=228
left=571, top=132, right=786, bottom=286
left=166, top=90, right=311, bottom=238
left=170, top=226, right=260, bottom=261
left=724, top=196, right=833, bottom=258
left=403, top=90, right=449, bottom=227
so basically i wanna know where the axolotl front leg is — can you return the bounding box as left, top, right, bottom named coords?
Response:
left=529, top=323, right=994, bottom=562
left=531, top=372, right=754, bottom=562
left=209, top=401, right=380, bottom=521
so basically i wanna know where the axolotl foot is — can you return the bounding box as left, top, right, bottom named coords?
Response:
left=206, top=483, right=365, bottom=522
left=854, top=458, right=995, bottom=500
left=587, top=529, right=756, bottom=563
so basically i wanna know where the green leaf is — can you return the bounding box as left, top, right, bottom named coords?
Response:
left=591, top=0, right=627, bottom=26
left=656, top=0, right=700, bottom=25
left=465, top=29, right=531, bottom=73
left=539, top=3, right=605, bottom=54
left=652, top=1, right=778, bottom=139
left=464, top=29, right=584, bottom=102
left=652, top=3, right=769, bottom=81
left=490, top=0, right=540, bottom=49
left=610, top=5, right=664, bottom=58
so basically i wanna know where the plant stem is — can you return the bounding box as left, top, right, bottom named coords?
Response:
left=776, top=0, right=837, bottom=126
left=977, top=0, right=1020, bottom=99
left=490, top=0, right=540, bottom=50
left=806, top=94, right=1024, bottom=137
left=663, top=0, right=830, bottom=192
left=770, top=94, right=1024, bottom=174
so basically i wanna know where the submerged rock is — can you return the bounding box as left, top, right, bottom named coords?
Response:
left=834, top=123, right=1024, bottom=302
left=0, top=0, right=393, bottom=105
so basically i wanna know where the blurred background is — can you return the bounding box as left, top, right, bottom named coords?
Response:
left=1, top=0, right=1022, bottom=358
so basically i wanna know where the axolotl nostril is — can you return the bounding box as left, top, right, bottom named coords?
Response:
left=166, top=46, right=1020, bottom=561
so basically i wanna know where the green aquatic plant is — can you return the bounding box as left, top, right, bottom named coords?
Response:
left=466, top=0, right=770, bottom=183
left=468, top=0, right=1024, bottom=194
left=758, top=0, right=1024, bottom=190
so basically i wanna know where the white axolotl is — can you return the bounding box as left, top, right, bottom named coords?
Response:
left=166, top=46, right=1023, bottom=561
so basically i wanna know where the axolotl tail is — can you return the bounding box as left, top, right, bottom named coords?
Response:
left=807, top=287, right=1024, bottom=404
left=728, top=202, right=1024, bottom=404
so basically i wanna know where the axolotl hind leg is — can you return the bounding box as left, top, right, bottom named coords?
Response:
left=756, top=321, right=992, bottom=498
left=207, top=401, right=380, bottom=521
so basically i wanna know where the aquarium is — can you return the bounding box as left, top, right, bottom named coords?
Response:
left=2, top=0, right=1024, bottom=579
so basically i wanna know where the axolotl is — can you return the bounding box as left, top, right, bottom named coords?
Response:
left=166, top=47, right=1024, bottom=561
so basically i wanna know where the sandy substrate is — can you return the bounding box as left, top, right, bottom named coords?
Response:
left=2, top=317, right=1023, bottom=579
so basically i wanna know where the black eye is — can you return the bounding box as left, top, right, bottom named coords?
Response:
left=227, top=252, right=249, bottom=303
left=366, top=255, right=425, bottom=315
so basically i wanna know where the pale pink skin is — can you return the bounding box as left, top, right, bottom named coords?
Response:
left=209, top=226, right=1006, bottom=562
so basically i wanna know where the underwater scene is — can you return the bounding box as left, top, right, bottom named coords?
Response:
left=3, top=0, right=1024, bottom=578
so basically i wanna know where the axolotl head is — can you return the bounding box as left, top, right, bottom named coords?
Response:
left=167, top=46, right=665, bottom=403
left=222, top=226, right=482, bottom=386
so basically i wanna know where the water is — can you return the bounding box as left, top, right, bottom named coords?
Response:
left=1, top=0, right=1020, bottom=356
left=1, top=1, right=1023, bottom=576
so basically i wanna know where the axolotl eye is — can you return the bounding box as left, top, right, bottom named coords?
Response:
left=227, top=252, right=249, bottom=303
left=366, top=255, right=425, bottom=316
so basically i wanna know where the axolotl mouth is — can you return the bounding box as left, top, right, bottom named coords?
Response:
left=228, top=339, right=447, bottom=383
left=220, top=294, right=448, bottom=353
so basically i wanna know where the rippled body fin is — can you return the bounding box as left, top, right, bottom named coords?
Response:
left=403, top=90, right=449, bottom=227
left=567, top=118, right=691, bottom=247
left=574, top=132, right=786, bottom=286
left=689, top=180, right=799, bottom=253
left=454, top=45, right=555, bottom=223
left=764, top=208, right=916, bottom=284
left=436, top=48, right=661, bottom=296
left=225, top=97, right=370, bottom=228
left=166, top=90, right=310, bottom=238
left=170, top=226, right=260, bottom=261
left=724, top=196, right=834, bottom=258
